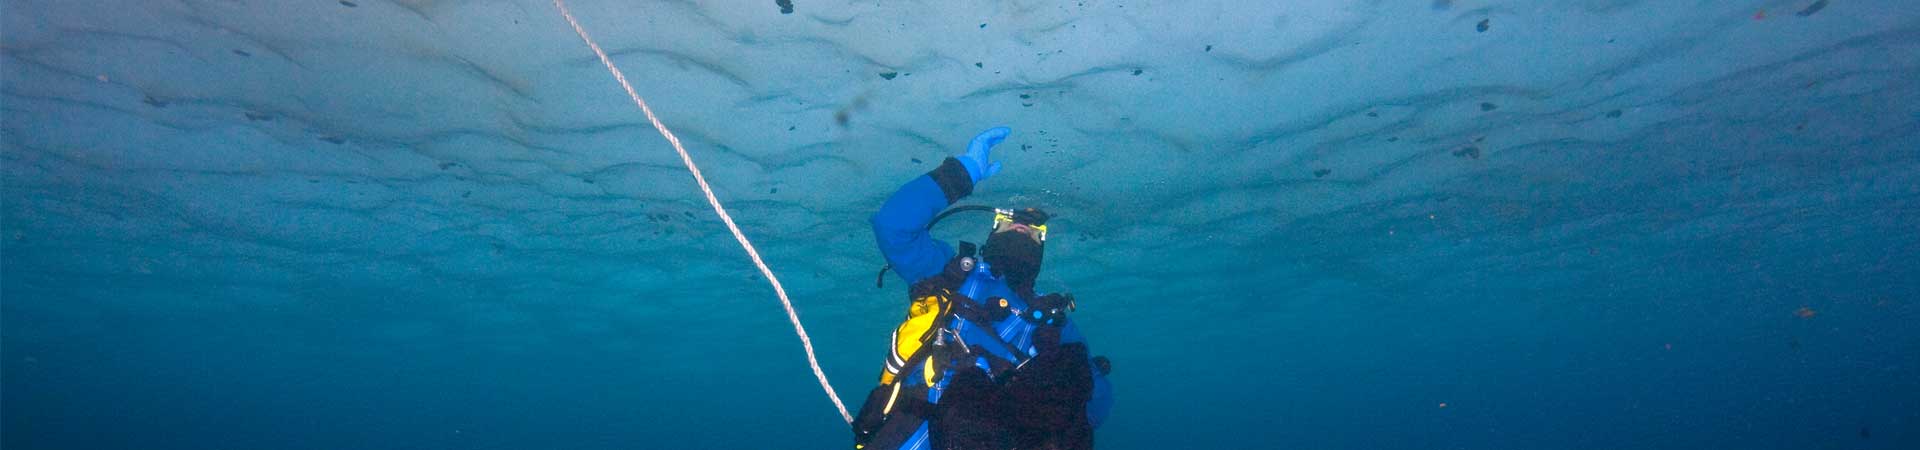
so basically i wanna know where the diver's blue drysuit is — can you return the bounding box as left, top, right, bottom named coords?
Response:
left=866, top=156, right=1114, bottom=450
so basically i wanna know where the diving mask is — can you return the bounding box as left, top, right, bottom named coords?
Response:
left=993, top=208, right=1050, bottom=243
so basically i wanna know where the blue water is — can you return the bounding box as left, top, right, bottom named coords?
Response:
left=4, top=1, right=1917, bottom=448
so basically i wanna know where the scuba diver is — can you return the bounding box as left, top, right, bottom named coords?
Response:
left=853, top=127, right=1114, bottom=450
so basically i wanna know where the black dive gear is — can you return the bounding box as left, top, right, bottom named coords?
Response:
left=984, top=207, right=1050, bottom=294
left=982, top=228, right=1044, bottom=294
left=1023, top=293, right=1075, bottom=327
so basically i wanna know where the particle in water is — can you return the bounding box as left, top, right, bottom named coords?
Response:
left=1607, top=109, right=1623, bottom=118
left=1386, top=137, right=1400, bottom=142
left=683, top=211, right=695, bottom=219
left=1367, top=111, right=1379, bottom=117
left=1480, top=102, right=1498, bottom=112
left=1205, top=45, right=1213, bottom=52
left=776, top=0, right=793, bottom=14
left=1859, top=425, right=1871, bottom=439
left=787, top=125, right=795, bottom=131
left=1431, top=0, right=1453, bottom=11
left=1476, top=19, right=1489, bottom=33
left=142, top=95, right=168, bottom=108
left=1451, top=146, right=1481, bottom=159
left=1794, top=306, right=1816, bottom=318
left=879, top=71, right=898, bottom=80
left=1313, top=169, right=1331, bottom=178
left=461, top=191, right=472, bottom=198
left=769, top=187, right=779, bottom=194
left=975, top=62, right=983, bottom=68
left=244, top=111, right=273, bottom=121
left=1796, top=0, right=1828, bottom=17
left=911, top=158, right=923, bottom=164
left=979, top=23, right=987, bottom=29
left=1019, top=94, right=1031, bottom=99
left=339, top=0, right=357, bottom=7
left=232, top=49, right=252, bottom=57
left=320, top=136, right=345, bottom=144
left=1131, top=69, right=1143, bottom=76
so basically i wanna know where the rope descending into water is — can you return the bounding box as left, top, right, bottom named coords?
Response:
left=553, top=0, right=853, bottom=425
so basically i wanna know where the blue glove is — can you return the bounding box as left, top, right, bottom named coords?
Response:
left=957, top=126, right=1010, bottom=183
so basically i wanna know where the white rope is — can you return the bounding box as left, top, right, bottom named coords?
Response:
left=552, top=0, right=853, bottom=425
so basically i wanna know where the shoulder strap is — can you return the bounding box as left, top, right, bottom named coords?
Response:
left=948, top=298, right=1032, bottom=367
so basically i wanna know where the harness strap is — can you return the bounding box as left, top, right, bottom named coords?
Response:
left=948, top=297, right=1031, bottom=367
